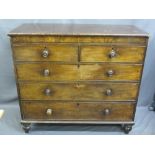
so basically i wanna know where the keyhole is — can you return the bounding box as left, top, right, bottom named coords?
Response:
left=77, top=103, right=80, bottom=107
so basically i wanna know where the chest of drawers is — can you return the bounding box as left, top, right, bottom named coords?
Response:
left=9, top=24, right=148, bottom=133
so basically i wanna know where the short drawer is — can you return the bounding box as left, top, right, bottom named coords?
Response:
left=16, top=64, right=79, bottom=81
left=80, top=63, right=142, bottom=81
left=19, top=82, right=139, bottom=101
left=16, top=63, right=142, bottom=81
left=12, top=44, right=78, bottom=62
left=81, top=45, right=145, bottom=63
left=21, top=101, right=135, bottom=121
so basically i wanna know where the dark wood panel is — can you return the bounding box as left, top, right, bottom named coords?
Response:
left=13, top=44, right=78, bottom=62
left=16, top=64, right=79, bottom=81
left=16, top=63, right=142, bottom=81
left=80, top=64, right=142, bottom=81
left=21, top=101, right=135, bottom=121
left=78, top=36, right=147, bottom=44
left=11, top=36, right=147, bottom=44
left=19, top=82, right=139, bottom=101
left=81, top=45, right=145, bottom=63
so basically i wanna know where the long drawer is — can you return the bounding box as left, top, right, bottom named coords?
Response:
left=16, top=63, right=142, bottom=81
left=19, top=82, right=139, bottom=101
left=12, top=44, right=78, bottom=62
left=21, top=101, right=135, bottom=121
left=81, top=45, right=145, bottom=63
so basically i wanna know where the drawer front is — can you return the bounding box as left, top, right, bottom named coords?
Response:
left=13, top=44, right=78, bottom=62
left=16, top=63, right=142, bottom=81
left=80, top=64, right=142, bottom=81
left=81, top=46, right=145, bottom=63
left=16, top=64, right=79, bottom=81
left=21, top=101, right=135, bottom=121
left=19, top=83, right=139, bottom=101
left=11, top=36, right=147, bottom=44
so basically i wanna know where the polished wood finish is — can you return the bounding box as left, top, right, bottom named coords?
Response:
left=79, top=64, right=142, bottom=81
left=13, top=44, right=78, bottom=62
left=81, top=45, right=145, bottom=63
left=16, top=64, right=79, bottom=81
left=21, top=101, right=135, bottom=121
left=8, top=24, right=148, bottom=36
left=9, top=24, right=148, bottom=133
left=16, top=63, right=142, bottom=81
left=19, top=82, right=139, bottom=101
left=11, top=36, right=147, bottom=44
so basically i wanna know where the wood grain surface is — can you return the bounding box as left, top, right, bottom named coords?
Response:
left=9, top=24, right=148, bottom=125
left=16, top=63, right=142, bottom=81
left=11, top=36, right=147, bottom=44
left=13, top=44, right=78, bottom=62
left=21, top=101, right=135, bottom=121
left=81, top=45, right=145, bottom=63
left=19, top=82, right=139, bottom=101
left=8, top=24, right=148, bottom=36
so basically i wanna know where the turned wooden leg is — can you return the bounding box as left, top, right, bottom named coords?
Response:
left=21, top=123, right=31, bottom=133
left=121, top=124, right=132, bottom=134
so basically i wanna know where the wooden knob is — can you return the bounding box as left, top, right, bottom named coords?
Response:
left=44, top=88, right=51, bottom=95
left=42, top=49, right=49, bottom=58
left=104, top=108, right=111, bottom=115
left=109, top=49, right=116, bottom=58
left=43, top=69, right=50, bottom=76
left=46, top=109, right=52, bottom=116
left=106, top=89, right=112, bottom=96
left=107, top=70, right=114, bottom=77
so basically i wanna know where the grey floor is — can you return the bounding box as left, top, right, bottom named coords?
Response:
left=0, top=103, right=155, bottom=135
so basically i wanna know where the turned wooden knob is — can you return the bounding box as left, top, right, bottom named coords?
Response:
left=42, top=49, right=49, bottom=58
left=107, top=69, right=114, bottom=77
left=106, top=89, right=112, bottom=96
left=44, top=88, right=51, bottom=95
left=46, top=109, right=52, bottom=116
left=109, top=49, right=117, bottom=58
left=103, top=108, right=111, bottom=115
left=43, top=69, right=50, bottom=76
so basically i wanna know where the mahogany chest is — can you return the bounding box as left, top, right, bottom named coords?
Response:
left=9, top=24, right=148, bottom=133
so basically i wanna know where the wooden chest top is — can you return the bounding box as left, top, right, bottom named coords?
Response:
left=8, top=24, right=148, bottom=37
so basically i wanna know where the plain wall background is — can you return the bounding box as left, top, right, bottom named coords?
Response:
left=0, top=19, right=155, bottom=106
